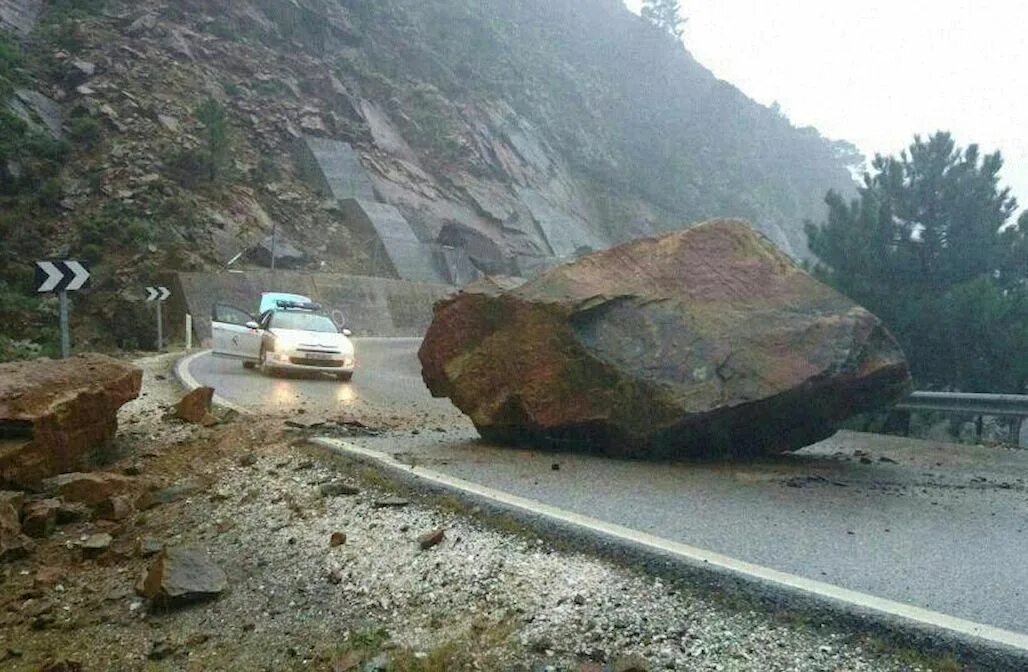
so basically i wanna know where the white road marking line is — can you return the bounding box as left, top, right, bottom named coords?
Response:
left=312, top=437, right=1028, bottom=656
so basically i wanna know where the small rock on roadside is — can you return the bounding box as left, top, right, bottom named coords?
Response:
left=136, top=546, right=227, bottom=605
left=418, top=528, right=445, bottom=550
left=330, top=532, right=346, bottom=547
left=373, top=497, right=409, bottom=509
left=81, top=533, right=113, bottom=559
left=22, top=499, right=61, bottom=538
left=319, top=481, right=360, bottom=497
left=173, top=387, right=214, bottom=424
left=95, top=495, right=134, bottom=521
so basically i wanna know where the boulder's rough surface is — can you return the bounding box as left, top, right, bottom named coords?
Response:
left=137, top=546, right=227, bottom=605
left=420, top=219, right=911, bottom=457
left=173, top=387, right=214, bottom=424
left=0, top=354, right=142, bottom=487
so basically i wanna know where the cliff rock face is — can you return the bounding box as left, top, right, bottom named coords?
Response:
left=419, top=220, right=911, bottom=457
left=0, top=0, right=857, bottom=308
left=0, top=354, right=142, bottom=487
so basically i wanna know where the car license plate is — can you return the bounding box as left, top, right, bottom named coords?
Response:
left=305, top=352, right=334, bottom=361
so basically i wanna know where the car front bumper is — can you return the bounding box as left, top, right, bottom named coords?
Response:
left=266, top=351, right=355, bottom=374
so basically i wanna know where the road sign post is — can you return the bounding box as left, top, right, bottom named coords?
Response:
left=58, top=291, right=69, bottom=358
left=35, top=260, right=90, bottom=359
left=145, top=286, right=171, bottom=351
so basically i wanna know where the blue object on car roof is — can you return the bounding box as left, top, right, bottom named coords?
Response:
left=259, top=292, right=312, bottom=314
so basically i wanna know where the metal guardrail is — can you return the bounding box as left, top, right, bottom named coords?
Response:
left=897, top=391, right=1028, bottom=418
left=894, top=391, right=1028, bottom=444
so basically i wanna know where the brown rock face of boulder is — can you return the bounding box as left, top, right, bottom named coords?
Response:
left=174, top=387, right=214, bottom=424
left=419, top=219, right=911, bottom=457
left=0, top=354, right=142, bottom=488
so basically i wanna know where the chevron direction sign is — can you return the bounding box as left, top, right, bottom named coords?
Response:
left=145, top=286, right=171, bottom=302
left=34, top=260, right=91, bottom=293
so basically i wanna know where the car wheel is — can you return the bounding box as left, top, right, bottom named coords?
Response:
left=337, top=371, right=353, bottom=382
left=242, top=361, right=255, bottom=369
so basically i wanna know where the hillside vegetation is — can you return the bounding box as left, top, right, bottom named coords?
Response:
left=0, top=0, right=857, bottom=358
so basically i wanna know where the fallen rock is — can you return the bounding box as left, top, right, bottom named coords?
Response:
left=81, top=532, right=112, bottom=559
left=0, top=499, right=33, bottom=561
left=136, top=546, right=227, bottom=605
left=43, top=472, right=134, bottom=507
left=419, top=219, right=911, bottom=457
left=418, top=528, right=445, bottom=550
left=173, top=387, right=214, bottom=424
left=135, top=537, right=163, bottom=557
left=136, top=482, right=200, bottom=510
left=21, top=498, right=61, bottom=538
left=329, top=532, right=346, bottom=547
left=95, top=495, right=134, bottom=521
left=0, top=354, right=142, bottom=487
left=319, top=481, right=360, bottom=497
left=0, top=491, right=24, bottom=513
left=372, top=497, right=410, bottom=509
left=56, top=501, right=91, bottom=524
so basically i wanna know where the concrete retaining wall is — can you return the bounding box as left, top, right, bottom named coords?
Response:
left=163, top=270, right=453, bottom=344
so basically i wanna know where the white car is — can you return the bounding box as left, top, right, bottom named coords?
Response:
left=211, top=296, right=355, bottom=381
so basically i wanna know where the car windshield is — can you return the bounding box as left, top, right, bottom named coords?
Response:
left=271, top=311, right=338, bottom=333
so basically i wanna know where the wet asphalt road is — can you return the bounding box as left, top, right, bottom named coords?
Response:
left=187, top=339, right=1028, bottom=634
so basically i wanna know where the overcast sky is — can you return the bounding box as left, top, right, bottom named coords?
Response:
left=623, top=0, right=1028, bottom=212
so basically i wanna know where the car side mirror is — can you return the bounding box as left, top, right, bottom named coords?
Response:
left=246, top=321, right=259, bottom=330
left=342, top=329, right=352, bottom=337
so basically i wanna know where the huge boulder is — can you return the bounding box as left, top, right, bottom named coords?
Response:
left=419, top=219, right=911, bottom=457
left=0, top=354, right=142, bottom=488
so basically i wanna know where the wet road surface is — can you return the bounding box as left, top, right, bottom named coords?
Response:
left=187, top=339, right=1028, bottom=634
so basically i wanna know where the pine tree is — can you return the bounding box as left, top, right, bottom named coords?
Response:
left=805, top=132, right=1028, bottom=393
left=194, top=97, right=229, bottom=183
left=641, top=0, right=685, bottom=39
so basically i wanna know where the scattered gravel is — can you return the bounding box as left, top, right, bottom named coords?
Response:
left=0, top=355, right=946, bottom=671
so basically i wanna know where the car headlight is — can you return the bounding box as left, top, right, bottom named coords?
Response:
left=273, top=335, right=302, bottom=352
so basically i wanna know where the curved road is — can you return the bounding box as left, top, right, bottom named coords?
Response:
left=186, top=339, right=1028, bottom=636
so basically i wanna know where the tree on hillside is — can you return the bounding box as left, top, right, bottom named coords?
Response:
left=805, top=132, right=1028, bottom=393
left=641, top=0, right=685, bottom=39
left=194, top=97, right=229, bottom=183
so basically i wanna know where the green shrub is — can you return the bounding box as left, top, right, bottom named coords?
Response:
left=165, top=146, right=211, bottom=189
left=67, top=115, right=102, bottom=149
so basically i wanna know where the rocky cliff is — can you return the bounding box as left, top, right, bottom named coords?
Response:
left=0, top=0, right=857, bottom=354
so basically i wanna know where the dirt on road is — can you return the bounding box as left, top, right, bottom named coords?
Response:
left=0, top=354, right=959, bottom=671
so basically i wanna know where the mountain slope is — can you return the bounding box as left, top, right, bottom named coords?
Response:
left=0, top=0, right=857, bottom=355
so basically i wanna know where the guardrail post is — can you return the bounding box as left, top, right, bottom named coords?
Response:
left=1011, top=418, right=1023, bottom=447
left=185, top=314, right=193, bottom=350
